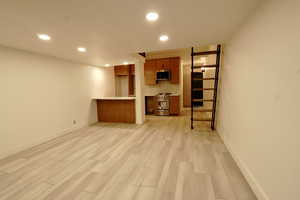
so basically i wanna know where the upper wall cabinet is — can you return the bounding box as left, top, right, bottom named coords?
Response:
left=114, top=64, right=135, bottom=76
left=144, top=57, right=180, bottom=85
left=156, top=58, right=170, bottom=70
left=114, top=65, right=130, bottom=76
left=144, top=59, right=157, bottom=85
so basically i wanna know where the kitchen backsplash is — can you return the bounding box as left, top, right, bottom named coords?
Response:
left=144, top=81, right=180, bottom=96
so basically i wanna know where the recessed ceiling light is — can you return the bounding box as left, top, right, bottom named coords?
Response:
left=37, top=34, right=51, bottom=41
left=146, top=12, right=159, bottom=22
left=159, top=35, right=169, bottom=42
left=77, top=47, right=87, bottom=52
left=105, top=64, right=110, bottom=67
left=123, top=62, right=129, bottom=65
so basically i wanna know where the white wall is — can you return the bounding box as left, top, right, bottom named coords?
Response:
left=216, top=1, right=300, bottom=200
left=0, top=45, right=115, bottom=159
left=144, top=82, right=180, bottom=96
left=115, top=76, right=129, bottom=97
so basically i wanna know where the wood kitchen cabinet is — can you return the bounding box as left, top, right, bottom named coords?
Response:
left=114, top=65, right=130, bottom=76
left=144, top=57, right=180, bottom=85
left=169, top=96, right=180, bottom=115
left=145, top=96, right=156, bottom=114
left=169, top=57, right=180, bottom=84
left=156, top=58, right=170, bottom=70
left=146, top=95, right=180, bottom=115
left=114, top=64, right=135, bottom=96
left=129, top=64, right=135, bottom=75
left=128, top=75, right=135, bottom=96
left=97, top=99, right=135, bottom=123
left=144, top=59, right=157, bottom=85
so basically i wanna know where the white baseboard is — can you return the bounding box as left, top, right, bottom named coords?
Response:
left=0, top=123, right=89, bottom=161
left=218, top=131, right=270, bottom=200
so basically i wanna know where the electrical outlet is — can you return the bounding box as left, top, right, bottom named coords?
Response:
left=73, top=120, right=77, bottom=124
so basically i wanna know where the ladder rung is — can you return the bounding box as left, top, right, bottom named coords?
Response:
left=193, top=78, right=215, bottom=81
left=192, top=51, right=218, bottom=56
left=194, top=65, right=217, bottom=69
left=194, top=109, right=213, bottom=112
left=191, top=44, right=221, bottom=131
left=193, top=99, right=214, bottom=102
left=193, top=118, right=213, bottom=122
left=193, top=88, right=215, bottom=91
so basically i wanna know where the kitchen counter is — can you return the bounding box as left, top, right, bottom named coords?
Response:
left=145, top=94, right=179, bottom=97
left=95, top=97, right=135, bottom=123
left=94, top=97, right=135, bottom=100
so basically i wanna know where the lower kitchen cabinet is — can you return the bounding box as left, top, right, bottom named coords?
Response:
left=145, top=96, right=156, bottom=114
left=146, top=95, right=180, bottom=116
left=169, top=96, right=180, bottom=115
left=97, top=99, right=136, bottom=123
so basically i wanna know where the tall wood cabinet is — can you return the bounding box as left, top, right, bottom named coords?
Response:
left=169, top=57, right=180, bottom=84
left=169, top=96, right=180, bottom=115
left=114, top=64, right=135, bottom=96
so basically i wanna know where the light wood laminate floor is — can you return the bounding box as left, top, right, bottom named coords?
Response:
left=0, top=116, right=257, bottom=200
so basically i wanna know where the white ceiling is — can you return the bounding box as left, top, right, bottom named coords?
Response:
left=0, top=0, right=261, bottom=66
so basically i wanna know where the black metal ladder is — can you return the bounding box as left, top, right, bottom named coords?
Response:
left=191, top=45, right=221, bottom=130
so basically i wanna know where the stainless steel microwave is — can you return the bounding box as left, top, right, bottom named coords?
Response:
left=156, top=70, right=170, bottom=81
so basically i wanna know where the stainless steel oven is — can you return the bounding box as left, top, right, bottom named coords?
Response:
left=155, top=93, right=171, bottom=116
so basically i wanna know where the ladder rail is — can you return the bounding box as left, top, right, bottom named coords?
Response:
left=211, top=45, right=221, bottom=130
left=191, top=47, right=194, bottom=129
